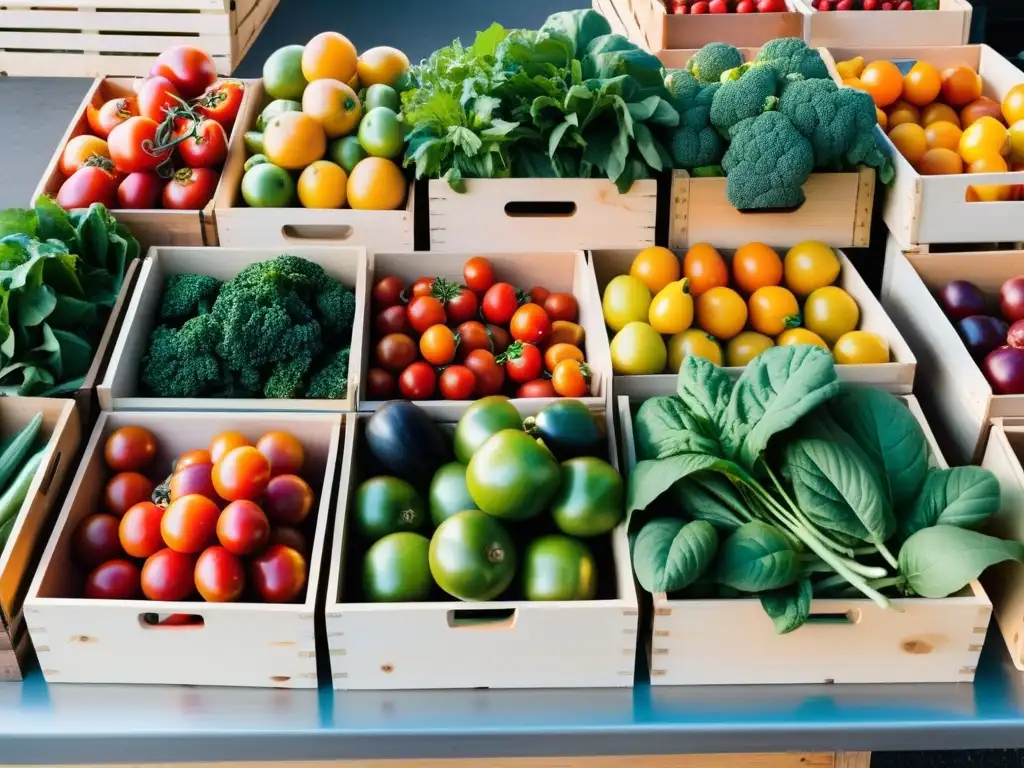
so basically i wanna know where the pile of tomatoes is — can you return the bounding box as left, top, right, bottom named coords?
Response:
left=56, top=45, right=244, bottom=213
left=71, top=426, right=316, bottom=604
left=367, top=256, right=591, bottom=401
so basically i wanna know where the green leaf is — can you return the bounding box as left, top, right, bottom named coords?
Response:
left=548, top=114, right=579, bottom=158
left=901, top=466, right=1002, bottom=539
left=760, top=578, right=813, bottom=635
left=0, top=287, right=11, bottom=363
left=33, top=196, right=78, bottom=248
left=626, top=453, right=736, bottom=520
left=541, top=9, right=611, bottom=59
left=628, top=95, right=662, bottom=122
left=675, top=353, right=732, bottom=434
left=52, top=329, right=93, bottom=380
left=669, top=472, right=751, bottom=531
left=0, top=208, right=37, bottom=240
left=632, top=518, right=718, bottom=594
left=716, top=521, right=802, bottom=593
left=899, top=525, right=1024, bottom=598
left=633, top=123, right=664, bottom=171
left=73, top=204, right=112, bottom=271
left=470, top=22, right=508, bottom=57
left=633, top=395, right=724, bottom=461
left=648, top=97, right=682, bottom=127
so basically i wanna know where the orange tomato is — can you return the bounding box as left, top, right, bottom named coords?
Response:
left=731, top=242, right=782, bottom=294
left=544, top=343, right=584, bottom=373
left=941, top=65, right=983, bottom=107
left=682, top=243, right=729, bottom=296
left=918, top=148, right=964, bottom=175
left=160, top=495, right=220, bottom=554
left=967, top=154, right=1012, bottom=202
left=960, top=97, right=1004, bottom=128
left=959, top=116, right=1009, bottom=164
left=209, top=431, right=251, bottom=463
left=256, top=431, right=304, bottom=477
left=1002, top=84, right=1024, bottom=126
left=902, top=61, right=941, bottom=107
left=921, top=102, right=961, bottom=128
left=695, top=287, right=748, bottom=341
left=860, top=60, right=904, bottom=108
left=629, top=246, right=680, bottom=295
left=924, top=121, right=962, bottom=152
left=748, top=286, right=801, bottom=337
left=419, top=324, right=458, bottom=365
left=888, top=123, right=928, bottom=167
left=886, top=100, right=920, bottom=129
left=212, top=446, right=271, bottom=502
left=60, top=135, right=110, bottom=177
left=176, top=449, right=212, bottom=470
left=551, top=359, right=590, bottom=398
left=876, top=107, right=888, bottom=132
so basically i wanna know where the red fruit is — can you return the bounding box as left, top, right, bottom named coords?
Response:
left=881, top=1, right=893, bottom=8
left=119, top=501, right=166, bottom=559
left=399, top=362, right=437, bottom=399
left=149, top=45, right=218, bottom=100
left=216, top=500, right=270, bottom=555
left=672, top=3, right=688, bottom=11
left=374, top=305, right=408, bottom=336
left=269, top=526, right=309, bottom=557
left=84, top=559, right=141, bottom=600
left=863, top=0, right=879, bottom=8
left=736, top=0, right=756, bottom=10
left=897, top=0, right=912, bottom=7
left=212, top=446, right=271, bottom=502
left=444, top=286, right=479, bottom=326
left=105, top=426, right=157, bottom=472
left=194, top=546, right=245, bottom=602
left=161, top=494, right=220, bottom=553
left=516, top=379, right=557, bottom=398
left=141, top=548, right=196, bottom=601
left=1008, top=320, right=1024, bottom=350
left=708, top=0, right=729, bottom=12
left=757, top=0, right=787, bottom=9
left=836, top=0, right=855, bottom=7
left=262, top=474, right=314, bottom=526
left=105, top=471, right=154, bottom=518
left=509, top=303, right=552, bottom=345
left=1001, top=276, right=1024, bottom=323
left=481, top=283, right=520, bottom=325
left=819, top=0, right=832, bottom=8
left=168, top=462, right=217, bottom=503
left=250, top=544, right=308, bottom=603
left=72, top=513, right=123, bottom=568
left=366, top=368, right=396, bottom=399
left=117, top=172, right=164, bottom=210
left=372, top=275, right=404, bottom=309
left=691, top=1, right=709, bottom=11
left=464, top=349, right=505, bottom=396
left=439, top=365, right=476, bottom=400
left=255, top=431, right=304, bottom=477
left=407, top=295, right=446, bottom=334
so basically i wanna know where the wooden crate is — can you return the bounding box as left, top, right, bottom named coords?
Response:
left=618, top=394, right=992, bottom=685
left=591, top=247, right=916, bottom=396
left=796, top=0, right=972, bottom=47
left=214, top=80, right=415, bottom=251
left=427, top=179, right=657, bottom=252
left=0, top=0, right=278, bottom=78
left=98, top=246, right=368, bottom=413
left=0, top=399, right=80, bottom=681
left=357, top=250, right=611, bottom=413
left=879, top=235, right=1024, bottom=465
left=325, top=406, right=639, bottom=690
left=24, top=410, right=342, bottom=687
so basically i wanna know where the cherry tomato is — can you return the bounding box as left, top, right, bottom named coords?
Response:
left=456, top=321, right=491, bottom=359
left=269, top=526, right=309, bottom=557
left=212, top=446, right=271, bottom=502
left=137, top=75, right=180, bottom=123
left=194, top=79, right=245, bottom=127
left=544, top=342, right=585, bottom=373
left=108, top=116, right=168, bottom=174
left=366, top=368, right=396, bottom=399
left=439, top=365, right=476, bottom=399
left=487, top=324, right=512, bottom=355
left=376, top=333, right=417, bottom=373
left=85, top=559, right=141, bottom=600
left=176, top=448, right=211, bottom=470
left=399, top=362, right=437, bottom=399
left=117, top=172, right=164, bottom=209
left=161, top=494, right=220, bottom=553
left=255, top=431, right=304, bottom=476
left=510, top=303, right=551, bottom=344
left=72, top=513, right=123, bottom=567
left=500, top=341, right=543, bottom=384
left=410, top=277, right=435, bottom=299
left=60, top=135, right=110, bottom=177
left=87, top=97, right=137, bottom=139
left=119, top=501, right=166, bottom=558
left=102, top=472, right=152, bottom=518
left=149, top=45, right=218, bottom=99
left=444, top=287, right=478, bottom=326
left=263, top=475, right=314, bottom=525
left=464, top=349, right=505, bottom=396
left=464, top=257, right=495, bottom=293
left=372, top=275, right=404, bottom=309
left=552, top=359, right=591, bottom=397
left=178, top=119, right=229, bottom=168
left=482, top=283, right=520, bottom=325
left=209, top=431, right=250, bottom=463
left=169, top=462, right=218, bottom=503
left=163, top=167, right=219, bottom=210
left=216, top=500, right=270, bottom=555
left=374, top=305, right=408, bottom=336
left=543, top=293, right=579, bottom=322
left=57, top=166, right=118, bottom=210
left=250, top=544, right=308, bottom=603
left=141, top=548, right=196, bottom=601
left=195, top=546, right=245, bottom=602
left=407, top=296, right=446, bottom=334
left=105, top=426, right=157, bottom=472
left=517, top=379, right=557, bottom=398
left=529, top=286, right=551, bottom=305
left=419, top=324, right=458, bottom=366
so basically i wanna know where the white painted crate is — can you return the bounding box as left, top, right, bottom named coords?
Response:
left=99, top=246, right=368, bottom=413
left=25, top=410, right=342, bottom=687
left=325, top=405, right=639, bottom=690
left=618, top=394, right=992, bottom=685
left=797, top=0, right=972, bottom=48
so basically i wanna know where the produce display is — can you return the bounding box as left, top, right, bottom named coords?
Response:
left=353, top=398, right=622, bottom=602
left=366, top=256, right=592, bottom=401
left=241, top=32, right=411, bottom=211
left=626, top=345, right=1020, bottom=634
left=836, top=55, right=1024, bottom=201
left=602, top=242, right=889, bottom=375
left=667, top=0, right=788, bottom=14
left=809, top=0, right=932, bottom=9
left=0, top=413, right=52, bottom=554
left=58, top=45, right=242, bottom=212
left=71, top=426, right=315, bottom=603
left=138, top=254, right=356, bottom=400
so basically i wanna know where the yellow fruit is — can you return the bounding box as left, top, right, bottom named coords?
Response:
left=630, top=246, right=680, bottom=295
left=302, top=79, right=362, bottom=139
left=301, top=31, right=358, bottom=83
left=602, top=275, right=652, bottom=333
left=887, top=100, right=921, bottom=129
left=876, top=107, right=888, bottom=132
left=888, top=123, right=928, bottom=167
left=356, top=46, right=410, bottom=88
left=776, top=328, right=829, bottom=350
left=297, top=160, right=348, bottom=209
left=725, top=332, right=774, bottom=368
left=668, top=329, right=723, bottom=373
left=648, top=279, right=694, bottom=336
left=924, top=121, right=963, bottom=152
left=346, top=157, right=407, bottom=210
left=803, top=286, right=860, bottom=346
left=748, top=286, right=801, bottom=337
left=784, top=241, right=841, bottom=295
left=609, top=322, right=667, bottom=375
left=836, top=56, right=865, bottom=80
left=833, top=331, right=890, bottom=365
left=695, top=286, right=747, bottom=341
left=263, top=111, right=327, bottom=170
left=1009, top=120, right=1024, bottom=163
left=959, top=116, right=1010, bottom=165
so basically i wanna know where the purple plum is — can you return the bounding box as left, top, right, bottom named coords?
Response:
left=938, top=280, right=986, bottom=321
left=985, top=346, right=1024, bottom=395
left=958, top=315, right=1009, bottom=360
left=1000, top=276, right=1024, bottom=323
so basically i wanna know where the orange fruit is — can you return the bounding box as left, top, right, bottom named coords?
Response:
left=301, top=31, right=358, bottom=83
left=629, top=246, right=680, bottom=295
left=902, top=61, right=941, bottom=107
left=967, top=154, right=1011, bottom=202
left=1008, top=120, right=1024, bottom=163
left=924, top=121, right=963, bottom=152
left=941, top=65, right=983, bottom=107
left=888, top=123, right=928, bottom=167
left=732, top=242, right=783, bottom=294
left=918, top=148, right=964, bottom=175
left=960, top=97, right=1004, bottom=128
left=302, top=79, right=362, bottom=138
left=876, top=107, right=888, bottom=132
left=968, top=153, right=1009, bottom=174
left=695, top=287, right=747, bottom=341
left=263, top=111, right=327, bottom=170
left=887, top=99, right=921, bottom=129
left=682, top=243, right=729, bottom=296
left=922, top=102, right=961, bottom=128
left=959, top=116, right=1009, bottom=164
left=297, top=160, right=348, bottom=209
left=1003, top=84, right=1024, bottom=125
left=860, top=60, right=904, bottom=108
left=346, top=157, right=407, bottom=210
left=356, top=46, right=410, bottom=88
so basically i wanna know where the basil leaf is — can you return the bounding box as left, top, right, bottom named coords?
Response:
left=760, top=578, right=813, bottom=635
left=633, top=518, right=717, bottom=594
left=899, top=525, right=1024, bottom=598
left=717, top=521, right=801, bottom=593
left=900, top=466, right=1001, bottom=540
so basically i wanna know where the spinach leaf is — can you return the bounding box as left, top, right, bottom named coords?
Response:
left=760, top=578, right=813, bottom=635
left=899, top=525, right=1024, bottom=598
left=633, top=518, right=717, bottom=594
left=675, top=353, right=731, bottom=434
left=716, top=521, right=801, bottom=593
left=900, top=466, right=1001, bottom=539
left=626, top=453, right=738, bottom=522
left=670, top=472, right=751, bottom=531
left=633, top=396, right=722, bottom=461
left=540, top=9, right=611, bottom=58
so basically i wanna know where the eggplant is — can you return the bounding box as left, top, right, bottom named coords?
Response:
left=364, top=401, right=452, bottom=488
left=958, top=315, right=1008, bottom=360
left=985, top=346, right=1024, bottom=395
left=1009, top=319, right=1024, bottom=350
left=523, top=400, right=603, bottom=461
left=938, top=280, right=986, bottom=321
left=1000, top=276, right=1024, bottom=324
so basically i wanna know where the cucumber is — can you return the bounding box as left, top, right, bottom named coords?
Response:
left=0, top=514, right=17, bottom=554
left=0, top=413, right=42, bottom=490
left=0, top=448, right=45, bottom=531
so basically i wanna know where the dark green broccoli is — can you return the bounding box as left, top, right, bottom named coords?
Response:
left=160, top=274, right=222, bottom=322
left=667, top=71, right=725, bottom=170
left=665, top=68, right=701, bottom=110
left=686, top=43, right=744, bottom=85
left=754, top=38, right=830, bottom=82
left=710, top=65, right=779, bottom=138
left=722, top=111, right=815, bottom=211
left=140, top=314, right=224, bottom=398
left=306, top=347, right=350, bottom=400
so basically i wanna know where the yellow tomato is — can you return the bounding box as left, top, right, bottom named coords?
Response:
left=695, top=286, right=747, bottom=341
left=836, top=57, right=865, bottom=80
left=833, top=331, right=890, bottom=364
left=776, top=328, right=829, bottom=349
left=297, top=160, right=348, bottom=209
left=630, top=246, right=680, bottom=295
left=1003, top=83, right=1024, bottom=125
left=803, top=286, right=860, bottom=346
left=602, top=275, right=651, bottom=333
left=959, top=116, right=1010, bottom=165
left=725, top=332, right=774, bottom=368
left=748, top=286, right=801, bottom=337
left=966, top=154, right=1012, bottom=202
left=783, top=241, right=841, bottom=295
left=648, top=279, right=694, bottom=336
left=668, top=329, right=723, bottom=373
left=610, top=322, right=667, bottom=375
left=1009, top=120, right=1024, bottom=163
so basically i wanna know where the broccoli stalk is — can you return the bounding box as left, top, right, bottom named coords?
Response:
left=722, top=111, right=815, bottom=211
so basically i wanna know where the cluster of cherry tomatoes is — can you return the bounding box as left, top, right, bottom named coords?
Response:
left=72, top=426, right=315, bottom=604
left=366, top=256, right=592, bottom=401
left=56, top=45, right=244, bottom=213
left=670, top=0, right=786, bottom=13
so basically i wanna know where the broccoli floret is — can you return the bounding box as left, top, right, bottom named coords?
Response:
left=670, top=80, right=724, bottom=169
left=710, top=65, right=779, bottom=138
left=160, top=274, right=222, bottom=322
left=140, top=314, right=224, bottom=397
left=665, top=68, right=701, bottom=110
left=305, top=347, right=350, bottom=400
left=687, top=43, right=744, bottom=85
left=721, top=111, right=815, bottom=211
left=754, top=38, right=830, bottom=82
left=263, top=354, right=314, bottom=399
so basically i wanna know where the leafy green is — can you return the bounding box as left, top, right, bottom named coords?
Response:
left=760, top=578, right=812, bottom=635
left=716, top=521, right=801, bottom=593
left=899, top=526, right=1024, bottom=598
left=632, top=518, right=718, bottom=594
left=670, top=473, right=751, bottom=531
left=900, top=466, right=1002, bottom=540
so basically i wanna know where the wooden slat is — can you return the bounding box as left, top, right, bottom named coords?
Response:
left=0, top=32, right=232, bottom=56
left=1, top=0, right=226, bottom=9
left=0, top=50, right=233, bottom=78
left=0, top=10, right=229, bottom=34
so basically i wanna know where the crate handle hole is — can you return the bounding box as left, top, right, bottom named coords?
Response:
left=504, top=201, right=577, bottom=218
left=139, top=613, right=205, bottom=629
left=39, top=451, right=61, bottom=495
left=281, top=225, right=354, bottom=242
left=806, top=609, right=861, bottom=625
left=446, top=607, right=517, bottom=629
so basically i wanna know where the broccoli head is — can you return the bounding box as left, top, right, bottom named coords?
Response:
left=160, top=274, right=222, bottom=322
left=722, top=111, right=815, bottom=211
left=140, top=314, right=224, bottom=398
left=305, top=347, right=350, bottom=400
left=754, top=38, right=830, bottom=82
left=710, top=65, right=779, bottom=138
left=665, top=69, right=702, bottom=112
left=670, top=80, right=724, bottom=170
left=686, top=43, right=744, bottom=85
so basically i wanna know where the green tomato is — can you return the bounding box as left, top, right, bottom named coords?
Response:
left=241, top=163, right=295, bottom=208
left=363, top=83, right=400, bottom=113
left=363, top=532, right=432, bottom=602
left=428, top=462, right=478, bottom=527
left=602, top=275, right=651, bottom=332
left=257, top=99, right=302, bottom=132
left=610, top=322, right=667, bottom=375
left=353, top=476, right=426, bottom=541
left=522, top=535, right=597, bottom=601
left=243, top=131, right=265, bottom=155
left=357, top=107, right=403, bottom=159
left=243, top=154, right=269, bottom=172
left=453, top=396, right=522, bottom=464
left=466, top=430, right=559, bottom=520
left=262, top=45, right=308, bottom=101
left=429, top=510, right=516, bottom=601
left=550, top=457, right=625, bottom=538
left=328, top=135, right=368, bottom=173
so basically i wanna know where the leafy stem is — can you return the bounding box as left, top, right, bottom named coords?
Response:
left=761, top=461, right=857, bottom=558
left=875, top=541, right=900, bottom=570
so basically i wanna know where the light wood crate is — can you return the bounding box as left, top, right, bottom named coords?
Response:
left=99, top=246, right=368, bottom=413
left=214, top=80, right=415, bottom=251
left=797, top=0, right=972, bottom=47
left=591, top=247, right=916, bottom=396
left=24, top=409, right=342, bottom=687
left=32, top=77, right=256, bottom=251
left=325, top=405, right=639, bottom=690
left=879, top=235, right=1024, bottom=465
left=427, top=179, right=657, bottom=252
left=0, top=0, right=278, bottom=78
left=0, top=399, right=80, bottom=681
left=618, top=394, right=992, bottom=685
left=357, top=250, right=611, bottom=414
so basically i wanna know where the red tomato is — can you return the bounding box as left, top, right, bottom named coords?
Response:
left=209, top=431, right=250, bottom=463
left=552, top=359, right=590, bottom=397
left=445, top=287, right=479, bottom=326
left=119, top=501, right=166, bottom=558
left=487, top=324, right=512, bottom=354
left=250, top=544, right=308, bottom=603
left=464, top=349, right=505, bottom=396
left=482, top=283, right=520, bottom=324
left=500, top=342, right=543, bottom=384
left=85, top=559, right=141, bottom=600
left=161, top=494, right=220, bottom=553
left=168, top=462, right=217, bottom=503
left=108, top=116, right=168, bottom=173
left=176, top=448, right=211, bottom=470
left=163, top=167, right=219, bottom=210
left=510, top=303, right=552, bottom=344
left=178, top=119, right=228, bottom=168
left=419, top=324, right=458, bottom=366
left=529, top=286, right=551, bottom=305
left=372, top=275, right=404, bottom=309
left=374, top=305, right=408, bottom=336
left=57, top=166, right=118, bottom=210
left=456, top=321, right=491, bottom=359
left=543, top=292, right=579, bottom=322
left=216, top=500, right=270, bottom=555
left=105, top=426, right=157, bottom=472
left=194, top=79, right=245, bottom=126
left=105, top=472, right=154, bottom=518
left=399, top=362, right=437, bottom=399
left=269, top=526, right=309, bottom=557
left=117, top=172, right=164, bottom=209
left=150, top=45, right=218, bottom=99
left=407, top=296, right=446, bottom=334
left=439, top=365, right=476, bottom=399
left=72, top=513, right=123, bottom=567
left=376, top=333, right=417, bottom=372
left=410, top=277, right=435, bottom=299
left=137, top=75, right=180, bottom=123
left=60, top=135, right=110, bottom=178
left=212, top=446, right=271, bottom=502
left=366, top=368, right=396, bottom=399
left=87, top=97, right=137, bottom=139
left=141, top=548, right=196, bottom=601
left=194, top=546, right=245, bottom=602
left=517, top=379, right=557, bottom=398
left=255, top=431, right=304, bottom=477
left=463, top=257, right=495, bottom=293
left=263, top=475, right=314, bottom=525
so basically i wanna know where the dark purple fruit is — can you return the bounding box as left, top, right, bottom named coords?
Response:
left=1000, top=276, right=1024, bottom=324
left=959, top=315, right=1008, bottom=360
left=985, top=346, right=1024, bottom=395
left=938, top=280, right=986, bottom=321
